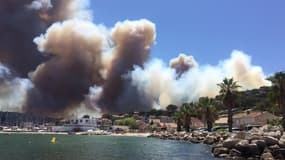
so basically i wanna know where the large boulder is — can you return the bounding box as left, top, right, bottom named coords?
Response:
left=229, top=148, right=242, bottom=157
left=234, top=140, right=260, bottom=157
left=213, top=147, right=229, bottom=157
left=248, top=143, right=260, bottom=156
left=204, top=136, right=216, bottom=145
left=262, top=136, right=279, bottom=146
left=223, top=138, right=240, bottom=149
left=234, top=140, right=250, bottom=152
left=189, top=137, right=200, bottom=144
left=273, top=148, right=285, bottom=159
left=264, top=131, right=282, bottom=139
left=248, top=135, right=262, bottom=142
left=269, top=144, right=280, bottom=157
left=233, top=132, right=248, bottom=139
left=252, top=139, right=266, bottom=153
left=261, top=151, right=274, bottom=160
left=279, top=139, right=285, bottom=148
left=279, top=135, right=285, bottom=148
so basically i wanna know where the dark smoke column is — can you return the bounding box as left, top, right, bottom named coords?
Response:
left=98, top=19, right=156, bottom=113
left=0, top=0, right=46, bottom=77
left=0, top=0, right=89, bottom=77
left=24, top=19, right=107, bottom=117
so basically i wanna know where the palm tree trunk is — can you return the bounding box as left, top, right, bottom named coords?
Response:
left=184, top=116, right=191, bottom=132
left=177, top=118, right=182, bottom=132
left=281, top=90, right=285, bottom=129
left=207, top=120, right=212, bottom=132
left=228, top=106, right=233, bottom=132
left=206, top=107, right=212, bottom=132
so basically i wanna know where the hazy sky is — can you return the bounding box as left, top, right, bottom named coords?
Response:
left=91, top=0, right=285, bottom=74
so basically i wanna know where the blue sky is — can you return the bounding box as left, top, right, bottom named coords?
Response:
left=91, top=0, right=285, bottom=74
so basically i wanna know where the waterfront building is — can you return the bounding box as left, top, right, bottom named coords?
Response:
left=51, top=115, right=97, bottom=132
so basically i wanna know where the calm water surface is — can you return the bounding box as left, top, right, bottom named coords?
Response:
left=0, top=134, right=218, bottom=160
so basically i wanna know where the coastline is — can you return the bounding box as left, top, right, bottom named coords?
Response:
left=148, top=125, right=285, bottom=159
left=110, top=132, right=151, bottom=137
left=0, top=131, right=68, bottom=135
left=0, top=131, right=151, bottom=137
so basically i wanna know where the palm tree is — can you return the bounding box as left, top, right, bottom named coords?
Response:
left=198, top=97, right=218, bottom=132
left=180, top=103, right=195, bottom=132
left=174, top=111, right=182, bottom=132
left=217, top=78, right=240, bottom=132
left=268, top=72, right=285, bottom=128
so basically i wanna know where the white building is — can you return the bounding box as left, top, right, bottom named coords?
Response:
left=51, top=115, right=97, bottom=132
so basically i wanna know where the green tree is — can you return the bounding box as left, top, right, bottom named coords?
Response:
left=217, top=78, right=240, bottom=132
left=118, top=117, right=139, bottom=129
left=268, top=72, right=285, bottom=128
left=198, top=97, right=218, bottom=132
left=166, top=104, right=178, bottom=117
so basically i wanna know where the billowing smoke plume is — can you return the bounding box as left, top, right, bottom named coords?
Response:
left=129, top=50, right=271, bottom=109
left=24, top=19, right=107, bottom=117
left=97, top=20, right=156, bottom=113
left=169, top=53, right=198, bottom=77
left=0, top=0, right=98, bottom=117
left=0, top=0, right=271, bottom=117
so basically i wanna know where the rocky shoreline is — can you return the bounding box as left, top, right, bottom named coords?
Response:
left=148, top=125, right=285, bottom=160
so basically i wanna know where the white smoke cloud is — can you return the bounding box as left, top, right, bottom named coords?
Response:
left=85, top=85, right=103, bottom=110
left=128, top=50, right=271, bottom=109
left=71, top=85, right=103, bottom=118
left=64, top=0, right=93, bottom=21
left=0, top=65, right=33, bottom=112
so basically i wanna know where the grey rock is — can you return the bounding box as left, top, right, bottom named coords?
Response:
left=262, top=136, right=279, bottom=146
